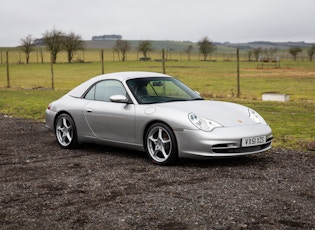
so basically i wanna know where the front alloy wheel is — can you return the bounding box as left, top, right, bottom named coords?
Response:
left=145, top=123, right=178, bottom=165
left=55, top=113, right=77, bottom=149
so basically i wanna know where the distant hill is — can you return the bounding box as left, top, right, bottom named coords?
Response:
left=84, top=40, right=314, bottom=52
left=223, top=41, right=313, bottom=50
left=84, top=40, right=236, bottom=53
left=84, top=40, right=198, bottom=51
left=1, top=39, right=312, bottom=50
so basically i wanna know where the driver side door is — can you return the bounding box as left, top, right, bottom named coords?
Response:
left=83, top=80, right=135, bottom=143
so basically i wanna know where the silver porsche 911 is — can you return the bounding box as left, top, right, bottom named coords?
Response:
left=46, top=71, right=272, bottom=165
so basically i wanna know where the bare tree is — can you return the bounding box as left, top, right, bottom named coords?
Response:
left=247, top=49, right=253, bottom=61
left=38, top=47, right=44, bottom=64
left=288, top=47, right=302, bottom=61
left=307, top=45, right=315, bottom=61
left=253, top=47, right=262, bottom=62
left=138, top=40, right=153, bottom=60
left=114, top=40, right=131, bottom=62
left=63, top=32, right=84, bottom=63
left=43, top=28, right=65, bottom=63
left=20, top=35, right=34, bottom=64
left=185, top=45, right=193, bottom=61
left=197, top=37, right=216, bottom=61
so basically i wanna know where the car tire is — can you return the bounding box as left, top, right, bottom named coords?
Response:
left=55, top=113, right=78, bottom=149
left=145, top=122, right=178, bottom=165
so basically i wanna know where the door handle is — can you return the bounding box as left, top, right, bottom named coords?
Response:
left=86, top=108, right=92, bottom=113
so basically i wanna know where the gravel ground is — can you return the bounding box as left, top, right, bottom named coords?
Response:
left=0, top=114, right=314, bottom=229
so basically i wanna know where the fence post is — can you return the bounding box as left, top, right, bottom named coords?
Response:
left=162, top=49, right=166, bottom=74
left=236, top=48, right=240, bottom=98
left=50, top=54, right=55, bottom=90
left=6, top=51, right=10, bottom=88
left=101, top=49, right=104, bottom=74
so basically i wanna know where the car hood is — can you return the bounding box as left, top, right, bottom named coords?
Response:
left=156, top=100, right=259, bottom=127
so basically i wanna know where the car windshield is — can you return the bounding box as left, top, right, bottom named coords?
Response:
left=126, top=77, right=203, bottom=104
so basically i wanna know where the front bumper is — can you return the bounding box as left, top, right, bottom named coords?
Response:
left=174, top=124, right=272, bottom=159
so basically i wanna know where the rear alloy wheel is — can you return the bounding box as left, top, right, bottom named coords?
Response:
left=55, top=113, right=77, bottom=149
left=145, top=123, right=178, bottom=165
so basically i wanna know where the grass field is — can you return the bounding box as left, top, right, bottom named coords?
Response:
left=0, top=55, right=314, bottom=151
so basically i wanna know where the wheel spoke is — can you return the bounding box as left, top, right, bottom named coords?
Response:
left=61, top=134, right=67, bottom=143
left=153, top=148, right=159, bottom=157
left=160, top=147, right=169, bottom=159
left=158, top=128, right=163, bottom=139
left=149, top=135, right=158, bottom=144
left=63, top=118, right=70, bottom=129
left=162, top=138, right=171, bottom=144
left=66, top=132, right=72, bottom=143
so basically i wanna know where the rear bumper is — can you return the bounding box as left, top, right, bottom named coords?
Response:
left=45, top=109, right=56, bottom=131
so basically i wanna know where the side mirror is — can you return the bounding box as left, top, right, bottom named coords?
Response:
left=110, top=95, right=128, bottom=103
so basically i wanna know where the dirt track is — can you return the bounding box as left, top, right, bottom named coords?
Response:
left=0, top=114, right=314, bottom=229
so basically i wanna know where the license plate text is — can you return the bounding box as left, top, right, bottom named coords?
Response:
left=242, top=136, right=266, bottom=147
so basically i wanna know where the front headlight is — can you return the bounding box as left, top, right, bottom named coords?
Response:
left=248, top=108, right=267, bottom=125
left=188, top=113, right=222, bottom=132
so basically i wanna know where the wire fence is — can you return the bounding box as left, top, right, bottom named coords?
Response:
left=1, top=49, right=314, bottom=101
left=0, top=49, right=311, bottom=64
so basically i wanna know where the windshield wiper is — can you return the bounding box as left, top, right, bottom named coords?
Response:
left=164, top=98, right=204, bottom=103
left=164, top=99, right=189, bottom=103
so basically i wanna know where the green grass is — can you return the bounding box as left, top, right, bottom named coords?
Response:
left=228, top=99, right=315, bottom=150
left=0, top=58, right=314, bottom=151
left=0, top=89, right=66, bottom=120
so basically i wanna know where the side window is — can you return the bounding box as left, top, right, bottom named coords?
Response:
left=84, top=80, right=126, bottom=102
left=85, top=85, right=95, bottom=100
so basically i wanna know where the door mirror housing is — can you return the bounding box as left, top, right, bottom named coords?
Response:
left=110, top=95, right=128, bottom=103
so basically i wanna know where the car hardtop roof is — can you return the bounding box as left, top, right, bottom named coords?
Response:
left=68, top=71, right=172, bottom=98
left=94, top=71, right=171, bottom=81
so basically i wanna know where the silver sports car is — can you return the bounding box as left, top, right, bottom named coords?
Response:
left=46, top=71, right=272, bottom=165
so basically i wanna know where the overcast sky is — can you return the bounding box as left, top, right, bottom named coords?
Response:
left=1, top=0, right=314, bottom=46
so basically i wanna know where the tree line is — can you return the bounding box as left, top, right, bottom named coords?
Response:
left=19, top=28, right=315, bottom=64
left=20, top=29, right=84, bottom=64
left=20, top=29, right=218, bottom=64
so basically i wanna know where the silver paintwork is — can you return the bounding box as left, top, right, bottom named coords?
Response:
left=46, top=71, right=272, bottom=160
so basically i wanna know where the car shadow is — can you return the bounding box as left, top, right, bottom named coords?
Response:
left=74, top=143, right=273, bottom=168
left=77, top=143, right=149, bottom=162
left=177, top=153, right=273, bottom=169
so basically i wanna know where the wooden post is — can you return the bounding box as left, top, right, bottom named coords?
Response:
left=101, top=49, right=104, bottom=74
left=6, top=51, right=10, bottom=88
left=50, top=54, right=54, bottom=90
left=162, top=49, right=166, bottom=74
left=236, top=48, right=240, bottom=98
